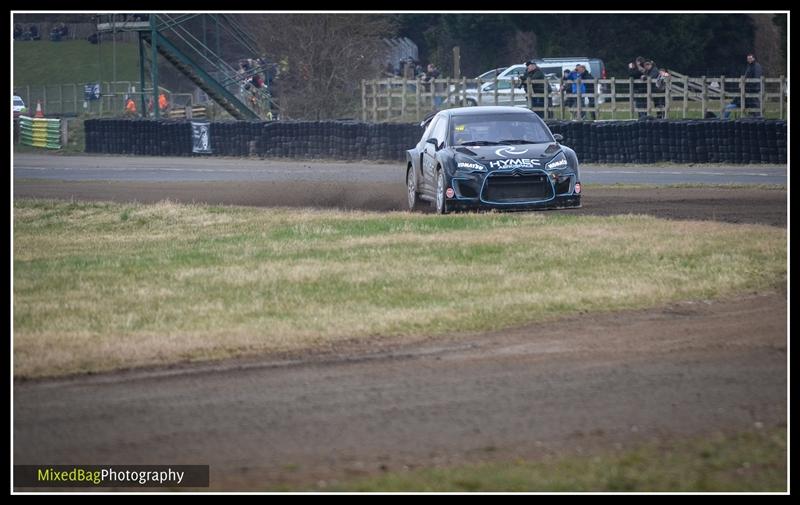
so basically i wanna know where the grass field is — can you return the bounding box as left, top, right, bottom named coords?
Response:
left=13, top=199, right=786, bottom=378
left=329, top=427, right=787, bottom=492
left=13, top=40, right=140, bottom=86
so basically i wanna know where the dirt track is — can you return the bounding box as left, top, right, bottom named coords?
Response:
left=14, top=292, right=787, bottom=490
left=14, top=180, right=787, bottom=227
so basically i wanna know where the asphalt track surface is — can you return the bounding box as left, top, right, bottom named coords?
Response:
left=13, top=153, right=788, bottom=185
left=13, top=154, right=788, bottom=227
left=13, top=153, right=788, bottom=490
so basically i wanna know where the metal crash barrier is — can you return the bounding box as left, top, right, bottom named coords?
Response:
left=19, top=116, right=62, bottom=149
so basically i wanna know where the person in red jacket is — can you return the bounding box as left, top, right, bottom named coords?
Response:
left=158, top=93, right=169, bottom=112
left=125, top=97, right=137, bottom=116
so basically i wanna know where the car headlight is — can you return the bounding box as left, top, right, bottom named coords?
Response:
left=545, top=152, right=569, bottom=171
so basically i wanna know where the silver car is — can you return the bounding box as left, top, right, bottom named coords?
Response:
left=448, top=64, right=562, bottom=107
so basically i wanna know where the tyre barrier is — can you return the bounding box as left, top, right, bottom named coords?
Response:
left=84, top=118, right=786, bottom=164
left=545, top=119, right=787, bottom=164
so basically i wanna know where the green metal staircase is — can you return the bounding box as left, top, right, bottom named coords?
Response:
left=140, top=29, right=259, bottom=120
left=98, top=14, right=276, bottom=120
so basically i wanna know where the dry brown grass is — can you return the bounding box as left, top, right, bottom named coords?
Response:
left=13, top=199, right=787, bottom=378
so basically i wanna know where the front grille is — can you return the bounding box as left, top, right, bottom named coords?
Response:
left=482, top=171, right=553, bottom=203
left=454, top=179, right=479, bottom=198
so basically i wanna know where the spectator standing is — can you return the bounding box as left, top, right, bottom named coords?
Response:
left=422, top=63, right=441, bottom=105
left=723, top=53, right=763, bottom=119
left=743, top=53, right=763, bottom=114
left=642, top=60, right=665, bottom=118
left=561, top=67, right=583, bottom=118
left=628, top=56, right=647, bottom=118
left=575, top=64, right=596, bottom=120
left=519, top=60, right=546, bottom=117
left=658, top=68, right=671, bottom=117
left=422, top=63, right=440, bottom=82
left=560, top=69, right=575, bottom=111
left=403, top=58, right=415, bottom=80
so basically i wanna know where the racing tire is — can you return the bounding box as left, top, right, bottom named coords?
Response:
left=434, top=168, right=449, bottom=215
left=407, top=167, right=422, bottom=212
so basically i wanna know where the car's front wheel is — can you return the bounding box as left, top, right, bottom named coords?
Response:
left=434, top=168, right=449, bottom=215
left=407, top=167, right=422, bottom=212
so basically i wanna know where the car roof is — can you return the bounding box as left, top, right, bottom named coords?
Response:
left=477, top=67, right=507, bottom=77
left=439, top=106, right=537, bottom=117
left=536, top=57, right=601, bottom=61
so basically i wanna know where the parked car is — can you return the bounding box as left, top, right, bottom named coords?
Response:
left=445, top=67, right=507, bottom=95
left=13, top=95, right=26, bottom=118
left=405, top=106, right=582, bottom=214
left=448, top=64, right=563, bottom=107
left=476, top=67, right=507, bottom=81
left=450, top=58, right=607, bottom=110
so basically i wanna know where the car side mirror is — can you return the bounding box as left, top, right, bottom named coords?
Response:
left=426, top=138, right=440, bottom=150
left=553, top=134, right=564, bottom=142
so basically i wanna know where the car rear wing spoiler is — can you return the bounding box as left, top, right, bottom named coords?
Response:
left=420, top=111, right=437, bottom=128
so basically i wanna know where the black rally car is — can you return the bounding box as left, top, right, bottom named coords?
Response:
left=405, top=106, right=582, bottom=213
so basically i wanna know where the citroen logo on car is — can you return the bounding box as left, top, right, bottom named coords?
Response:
left=495, top=147, right=529, bottom=157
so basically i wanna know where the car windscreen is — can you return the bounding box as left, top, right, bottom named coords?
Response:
left=14, top=99, right=24, bottom=106
left=449, top=113, right=554, bottom=146
left=477, top=68, right=506, bottom=80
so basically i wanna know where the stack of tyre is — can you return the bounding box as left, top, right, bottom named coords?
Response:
left=84, top=118, right=786, bottom=164
left=85, top=118, right=191, bottom=156
left=545, top=119, right=787, bottom=164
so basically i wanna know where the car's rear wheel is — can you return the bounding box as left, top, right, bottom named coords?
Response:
left=434, top=168, right=449, bottom=215
left=407, top=167, right=422, bottom=212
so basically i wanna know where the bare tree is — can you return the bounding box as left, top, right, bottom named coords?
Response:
left=506, top=31, right=538, bottom=63
left=750, top=13, right=784, bottom=76
left=245, top=14, right=395, bottom=119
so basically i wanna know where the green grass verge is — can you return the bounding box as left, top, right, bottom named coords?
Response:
left=329, top=427, right=787, bottom=492
left=13, top=199, right=786, bottom=378
left=14, top=40, right=140, bottom=86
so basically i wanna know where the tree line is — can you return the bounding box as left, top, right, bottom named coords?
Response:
left=393, top=13, right=786, bottom=78
left=15, top=13, right=785, bottom=120
left=249, top=13, right=785, bottom=119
